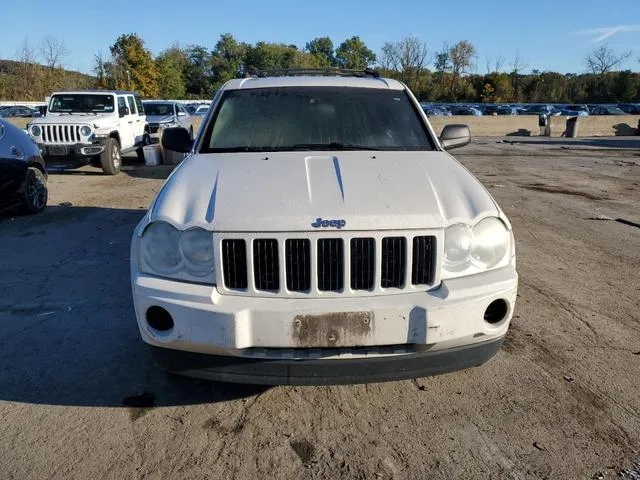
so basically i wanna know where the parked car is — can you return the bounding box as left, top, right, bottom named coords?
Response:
left=479, top=105, right=500, bottom=116
left=523, top=105, right=554, bottom=115
left=496, top=106, right=519, bottom=115
left=27, top=90, right=149, bottom=175
left=449, top=106, right=483, bottom=116
left=421, top=105, right=449, bottom=116
left=194, top=104, right=210, bottom=116
left=590, top=105, right=627, bottom=115
left=132, top=70, right=518, bottom=385
left=143, top=100, right=195, bottom=143
left=0, top=119, right=48, bottom=214
left=617, top=103, right=640, bottom=114
left=0, top=106, right=40, bottom=118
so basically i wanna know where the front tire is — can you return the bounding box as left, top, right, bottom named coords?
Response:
left=22, top=167, right=48, bottom=214
left=100, top=138, right=121, bottom=175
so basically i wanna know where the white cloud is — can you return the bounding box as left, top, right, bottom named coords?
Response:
left=575, top=25, right=640, bottom=43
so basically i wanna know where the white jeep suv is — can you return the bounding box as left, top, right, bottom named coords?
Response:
left=130, top=70, right=518, bottom=385
left=27, top=90, right=149, bottom=175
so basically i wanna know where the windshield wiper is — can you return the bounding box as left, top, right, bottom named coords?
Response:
left=208, top=146, right=271, bottom=153
left=287, top=142, right=381, bottom=151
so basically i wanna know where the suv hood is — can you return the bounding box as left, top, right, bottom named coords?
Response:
left=146, top=115, right=174, bottom=124
left=31, top=113, right=114, bottom=126
left=148, top=151, right=499, bottom=232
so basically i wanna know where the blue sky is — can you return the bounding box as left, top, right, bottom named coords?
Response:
left=2, top=0, right=639, bottom=75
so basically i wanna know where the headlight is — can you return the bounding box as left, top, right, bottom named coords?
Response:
left=80, top=125, right=92, bottom=136
left=470, top=217, right=510, bottom=269
left=443, top=217, right=511, bottom=278
left=141, top=222, right=181, bottom=275
left=31, top=125, right=41, bottom=137
left=180, top=228, right=215, bottom=278
left=140, top=222, right=214, bottom=284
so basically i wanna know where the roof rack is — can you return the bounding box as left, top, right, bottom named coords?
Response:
left=243, top=67, right=380, bottom=79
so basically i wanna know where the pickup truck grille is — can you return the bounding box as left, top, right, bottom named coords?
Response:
left=219, top=233, right=437, bottom=296
left=40, top=125, right=84, bottom=144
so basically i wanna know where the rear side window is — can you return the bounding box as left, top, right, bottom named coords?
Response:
left=201, top=87, right=434, bottom=153
left=135, top=96, right=144, bottom=116
left=127, top=96, right=137, bottom=115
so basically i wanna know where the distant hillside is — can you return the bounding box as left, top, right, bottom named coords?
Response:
left=0, top=59, right=97, bottom=101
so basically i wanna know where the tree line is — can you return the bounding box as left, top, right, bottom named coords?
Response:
left=1, top=33, right=639, bottom=104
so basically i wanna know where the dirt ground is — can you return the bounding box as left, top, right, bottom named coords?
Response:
left=1, top=138, right=639, bottom=480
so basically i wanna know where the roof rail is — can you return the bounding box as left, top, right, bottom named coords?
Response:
left=243, top=67, right=380, bottom=79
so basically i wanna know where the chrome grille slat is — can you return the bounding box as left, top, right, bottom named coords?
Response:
left=285, top=239, right=311, bottom=292
left=381, top=237, right=406, bottom=289
left=222, top=239, right=248, bottom=289
left=412, top=236, right=435, bottom=285
left=253, top=239, right=279, bottom=291
left=350, top=238, right=375, bottom=290
left=317, top=238, right=343, bottom=292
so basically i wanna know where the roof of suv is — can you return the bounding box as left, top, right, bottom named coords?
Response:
left=51, top=90, right=138, bottom=95
left=224, top=76, right=405, bottom=91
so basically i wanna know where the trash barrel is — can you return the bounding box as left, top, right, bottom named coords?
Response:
left=566, top=116, right=579, bottom=138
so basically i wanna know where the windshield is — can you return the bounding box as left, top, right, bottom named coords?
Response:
left=49, top=94, right=115, bottom=113
left=201, top=87, right=433, bottom=153
left=143, top=103, right=174, bottom=116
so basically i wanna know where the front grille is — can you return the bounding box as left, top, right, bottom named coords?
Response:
left=285, top=239, right=311, bottom=292
left=41, top=125, right=82, bottom=144
left=350, top=238, right=375, bottom=290
left=317, top=239, right=344, bottom=291
left=220, top=233, right=436, bottom=296
left=222, top=239, right=248, bottom=289
left=412, top=236, right=435, bottom=285
left=381, top=237, right=406, bottom=288
left=253, top=239, right=279, bottom=291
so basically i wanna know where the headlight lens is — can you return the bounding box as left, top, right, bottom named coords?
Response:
left=80, top=125, right=92, bottom=136
left=471, top=217, right=510, bottom=269
left=141, top=222, right=181, bottom=274
left=141, top=222, right=214, bottom=283
left=180, top=228, right=214, bottom=277
left=443, top=217, right=511, bottom=278
left=443, top=223, right=473, bottom=272
left=31, top=125, right=41, bottom=136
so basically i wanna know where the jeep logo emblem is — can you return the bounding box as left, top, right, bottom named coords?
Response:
left=311, top=217, right=346, bottom=229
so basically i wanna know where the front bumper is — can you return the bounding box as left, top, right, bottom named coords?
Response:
left=151, top=336, right=505, bottom=385
left=37, top=143, right=104, bottom=157
left=132, top=265, right=518, bottom=382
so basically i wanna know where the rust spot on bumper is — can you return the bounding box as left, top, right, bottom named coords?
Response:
left=292, top=312, right=373, bottom=348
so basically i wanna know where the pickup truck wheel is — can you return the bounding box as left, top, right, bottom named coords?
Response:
left=100, top=138, right=121, bottom=175
left=22, top=167, right=48, bottom=214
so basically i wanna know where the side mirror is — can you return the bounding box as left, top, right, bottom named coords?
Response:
left=119, top=106, right=130, bottom=117
left=177, top=111, right=186, bottom=117
left=162, top=127, right=193, bottom=153
left=439, top=124, right=471, bottom=150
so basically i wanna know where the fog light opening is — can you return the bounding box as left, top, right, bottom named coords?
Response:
left=484, top=299, right=509, bottom=324
left=146, top=306, right=174, bottom=331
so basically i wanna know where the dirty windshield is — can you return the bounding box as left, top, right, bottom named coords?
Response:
left=49, top=94, right=115, bottom=113
left=201, top=87, right=434, bottom=152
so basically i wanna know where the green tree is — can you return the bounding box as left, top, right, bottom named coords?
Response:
left=184, top=45, right=213, bottom=98
left=211, top=34, right=248, bottom=88
left=305, top=37, right=335, bottom=66
left=335, top=36, right=376, bottom=69
left=109, top=33, right=159, bottom=97
left=155, top=45, right=187, bottom=98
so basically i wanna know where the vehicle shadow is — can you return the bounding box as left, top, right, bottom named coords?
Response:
left=0, top=206, right=268, bottom=407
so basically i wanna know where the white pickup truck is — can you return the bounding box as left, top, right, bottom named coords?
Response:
left=131, top=69, right=518, bottom=385
left=27, top=90, right=149, bottom=174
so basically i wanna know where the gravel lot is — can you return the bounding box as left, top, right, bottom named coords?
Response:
left=1, top=138, right=639, bottom=479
